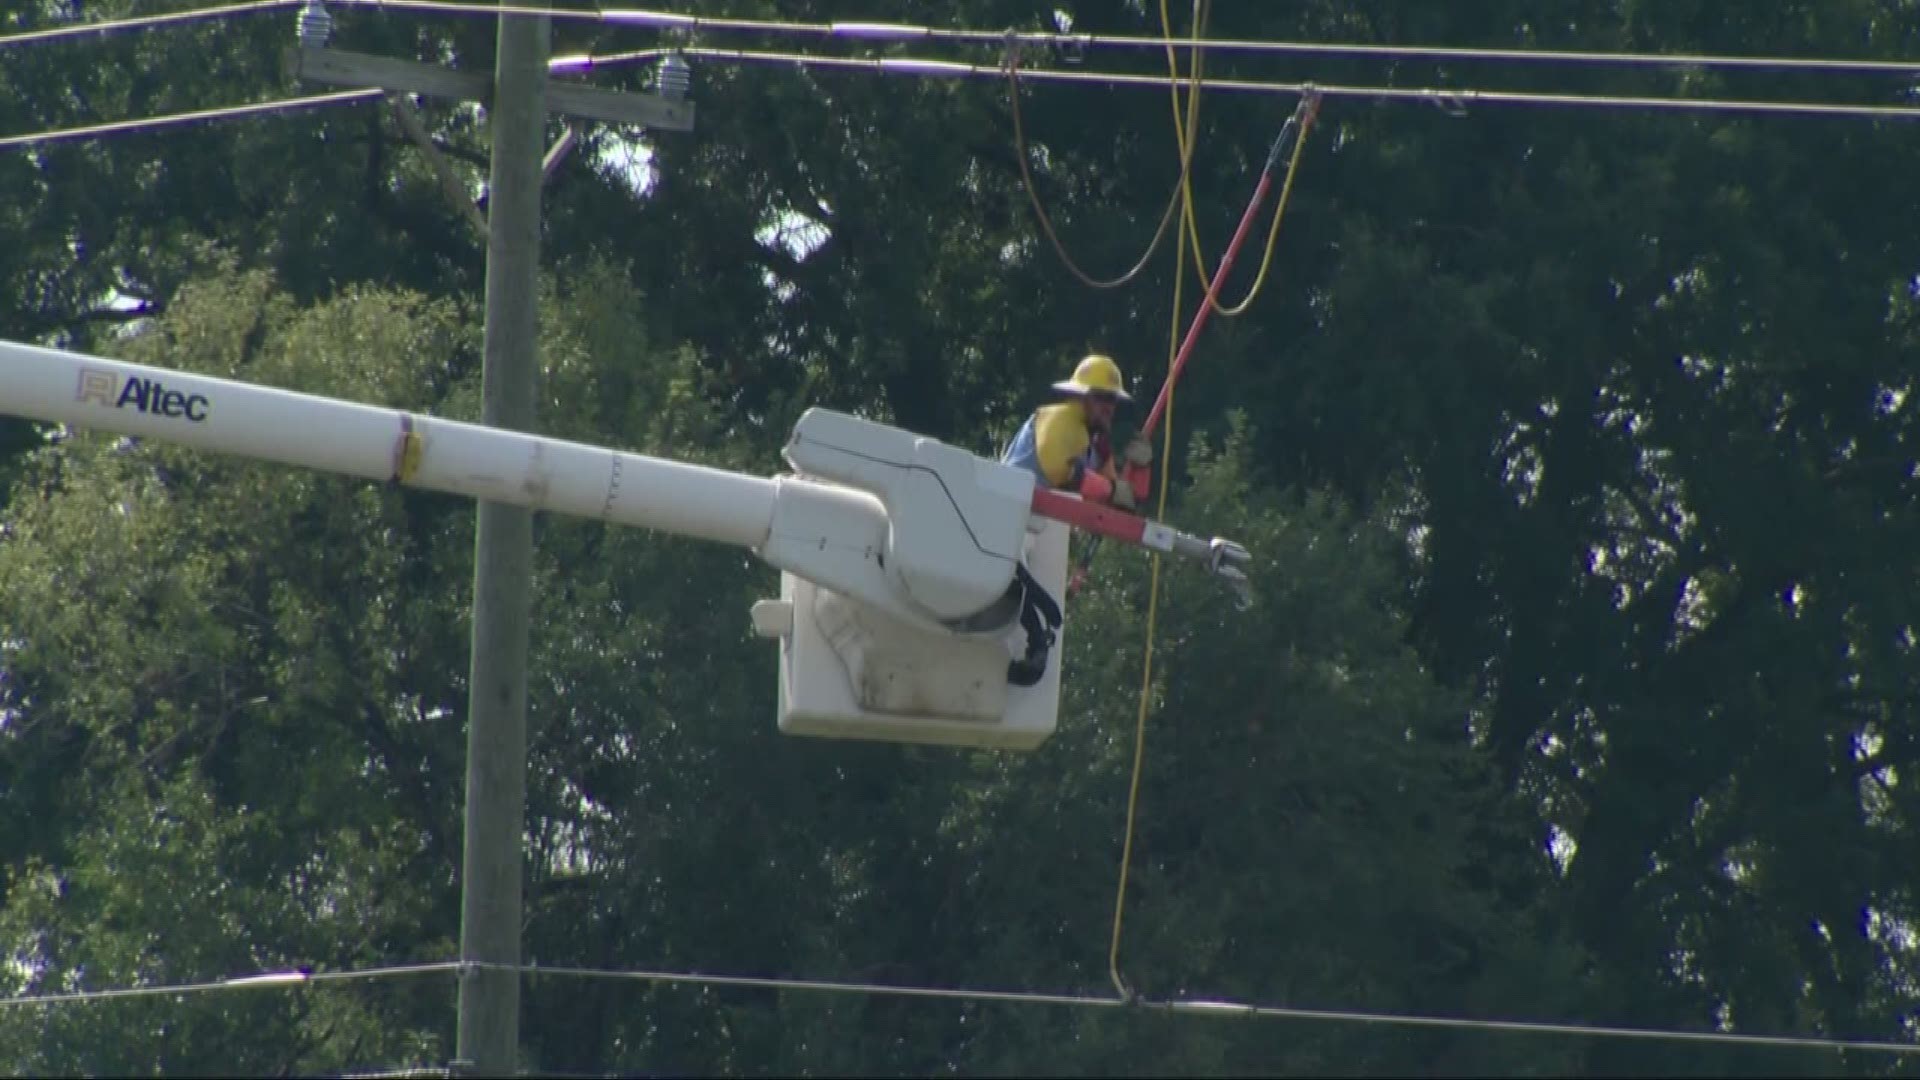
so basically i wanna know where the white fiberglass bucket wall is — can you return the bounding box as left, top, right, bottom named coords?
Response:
left=763, top=518, right=1070, bottom=751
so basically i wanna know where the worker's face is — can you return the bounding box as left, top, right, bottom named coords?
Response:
left=1084, top=394, right=1118, bottom=433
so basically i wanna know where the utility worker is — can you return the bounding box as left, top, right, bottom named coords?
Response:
left=998, top=355, right=1153, bottom=688
left=1002, top=354, right=1154, bottom=511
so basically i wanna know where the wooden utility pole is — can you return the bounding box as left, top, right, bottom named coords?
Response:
left=454, top=6, right=546, bottom=1075
left=294, top=7, right=694, bottom=1075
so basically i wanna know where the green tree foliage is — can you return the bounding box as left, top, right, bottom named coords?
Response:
left=0, top=268, right=479, bottom=1073
left=0, top=418, right=41, bottom=513
left=1243, top=8, right=1920, bottom=1068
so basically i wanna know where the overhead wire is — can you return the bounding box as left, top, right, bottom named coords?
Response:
left=4, top=2, right=1913, bottom=86
left=523, top=961, right=1920, bottom=1056
left=4, top=957, right=1917, bottom=1056
left=2, top=46, right=1909, bottom=156
left=658, top=48, right=1920, bottom=121
left=0, top=0, right=1910, bottom=137
left=0, top=961, right=462, bottom=1009
left=0, top=0, right=299, bottom=47
left=0, top=89, right=383, bottom=150
left=233, top=2, right=1920, bottom=80
left=0, top=43, right=1910, bottom=154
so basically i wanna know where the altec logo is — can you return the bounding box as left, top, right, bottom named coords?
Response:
left=75, top=369, right=210, bottom=422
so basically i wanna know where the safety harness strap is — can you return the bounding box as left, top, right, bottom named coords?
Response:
left=1006, top=561, right=1064, bottom=687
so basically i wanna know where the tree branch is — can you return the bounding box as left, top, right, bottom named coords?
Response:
left=387, top=94, right=488, bottom=243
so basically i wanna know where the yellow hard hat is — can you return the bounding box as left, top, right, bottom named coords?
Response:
left=1052, top=354, right=1133, bottom=401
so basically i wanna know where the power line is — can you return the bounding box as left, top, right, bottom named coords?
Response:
left=0, top=961, right=461, bottom=1009
left=6, top=957, right=1916, bottom=1058
left=2, top=44, right=1910, bottom=153
left=7, top=0, right=1914, bottom=84
left=650, top=46, right=1920, bottom=122
left=0, top=3, right=1906, bottom=137
left=0, top=89, right=383, bottom=151
left=0, top=0, right=298, bottom=47
left=582, top=4, right=1920, bottom=79
left=510, top=962, right=1920, bottom=1057
left=524, top=962, right=1107, bottom=1009
left=336, top=1, right=1920, bottom=80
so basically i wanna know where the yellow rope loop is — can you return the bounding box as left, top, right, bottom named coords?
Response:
left=1210, top=101, right=1318, bottom=316
left=1161, top=0, right=1319, bottom=317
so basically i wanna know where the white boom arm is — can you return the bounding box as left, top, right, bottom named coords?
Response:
left=0, top=339, right=1058, bottom=635
left=0, top=340, right=780, bottom=547
left=0, top=338, right=1254, bottom=750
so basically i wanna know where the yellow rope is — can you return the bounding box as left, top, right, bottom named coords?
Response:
left=1207, top=111, right=1316, bottom=315
left=1161, top=0, right=1306, bottom=317
left=1107, top=0, right=1206, bottom=1002
left=1107, top=1, right=1320, bottom=999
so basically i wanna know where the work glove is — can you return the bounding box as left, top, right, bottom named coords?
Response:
left=1124, top=434, right=1154, bottom=467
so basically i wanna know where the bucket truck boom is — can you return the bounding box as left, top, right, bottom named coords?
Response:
left=0, top=339, right=1251, bottom=750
